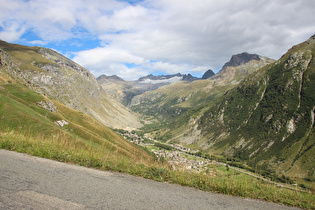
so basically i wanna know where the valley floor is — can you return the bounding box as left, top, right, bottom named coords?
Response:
left=118, top=130, right=312, bottom=194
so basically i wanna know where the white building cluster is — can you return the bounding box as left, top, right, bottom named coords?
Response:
left=153, top=150, right=216, bottom=176
left=117, top=130, right=215, bottom=176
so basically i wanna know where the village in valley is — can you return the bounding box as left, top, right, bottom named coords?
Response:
left=115, top=130, right=218, bottom=176
left=115, top=130, right=311, bottom=193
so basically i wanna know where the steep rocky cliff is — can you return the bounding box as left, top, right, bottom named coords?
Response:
left=0, top=40, right=141, bottom=129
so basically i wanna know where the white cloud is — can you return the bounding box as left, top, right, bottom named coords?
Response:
left=28, top=40, right=47, bottom=45
left=72, top=46, right=147, bottom=80
left=139, top=76, right=183, bottom=84
left=73, top=47, right=145, bottom=66
left=0, top=22, right=25, bottom=42
left=93, top=63, right=147, bottom=81
left=91, top=0, right=315, bottom=79
left=0, top=0, right=315, bottom=80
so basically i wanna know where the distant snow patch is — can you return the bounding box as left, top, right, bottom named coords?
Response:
left=139, top=76, right=182, bottom=84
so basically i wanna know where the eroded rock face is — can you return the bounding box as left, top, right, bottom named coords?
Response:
left=38, top=48, right=97, bottom=83
left=0, top=49, right=17, bottom=78
left=0, top=42, right=142, bottom=130
left=284, top=51, right=312, bottom=71
left=0, top=49, right=10, bottom=68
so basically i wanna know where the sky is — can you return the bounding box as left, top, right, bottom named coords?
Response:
left=0, top=0, right=314, bottom=81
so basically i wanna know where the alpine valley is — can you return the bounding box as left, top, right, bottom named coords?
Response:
left=1, top=34, right=314, bottom=190
left=98, top=37, right=314, bottom=181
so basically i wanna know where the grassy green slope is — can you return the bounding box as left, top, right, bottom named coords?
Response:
left=207, top=36, right=315, bottom=180
left=161, top=35, right=315, bottom=180
left=0, top=79, right=154, bottom=166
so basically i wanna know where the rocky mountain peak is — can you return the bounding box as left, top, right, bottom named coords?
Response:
left=201, top=69, right=215, bottom=79
left=223, top=52, right=260, bottom=68
left=209, top=52, right=274, bottom=85
left=182, top=73, right=199, bottom=81
left=97, top=74, right=125, bottom=84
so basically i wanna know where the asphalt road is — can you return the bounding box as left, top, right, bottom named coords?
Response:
left=0, top=149, right=299, bottom=209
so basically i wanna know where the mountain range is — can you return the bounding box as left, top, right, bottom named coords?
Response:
left=1, top=35, right=314, bottom=182
left=98, top=53, right=271, bottom=107
left=128, top=52, right=274, bottom=124
left=97, top=72, right=212, bottom=105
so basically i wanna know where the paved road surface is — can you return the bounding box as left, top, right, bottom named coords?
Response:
left=0, top=149, right=299, bottom=209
